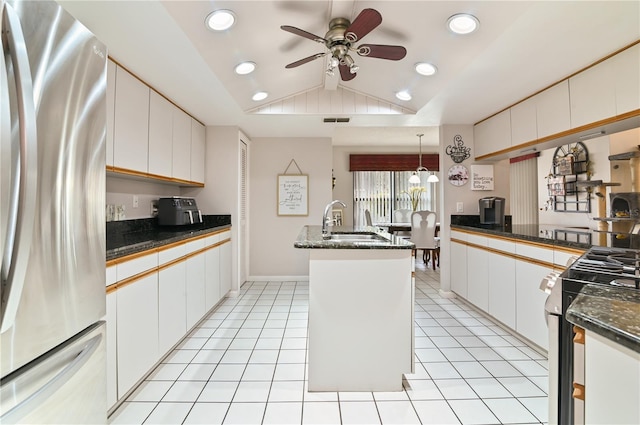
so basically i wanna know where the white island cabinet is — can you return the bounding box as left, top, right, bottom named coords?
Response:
left=296, top=225, right=415, bottom=392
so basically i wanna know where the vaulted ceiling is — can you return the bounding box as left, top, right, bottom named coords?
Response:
left=60, top=1, right=640, bottom=147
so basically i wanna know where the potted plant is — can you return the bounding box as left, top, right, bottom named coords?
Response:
left=402, top=186, right=425, bottom=211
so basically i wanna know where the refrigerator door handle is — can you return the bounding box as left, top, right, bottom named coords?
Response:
left=0, top=4, right=9, bottom=281
left=0, top=330, right=102, bottom=423
left=0, top=3, right=38, bottom=334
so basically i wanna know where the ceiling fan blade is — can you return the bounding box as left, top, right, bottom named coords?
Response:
left=338, top=64, right=357, bottom=81
left=285, top=53, right=326, bottom=69
left=280, top=25, right=326, bottom=43
left=356, top=44, right=407, bottom=61
left=344, top=8, right=382, bottom=43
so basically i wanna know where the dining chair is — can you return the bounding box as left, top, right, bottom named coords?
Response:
left=393, top=208, right=412, bottom=237
left=364, top=209, right=373, bottom=226
left=410, top=210, right=440, bottom=270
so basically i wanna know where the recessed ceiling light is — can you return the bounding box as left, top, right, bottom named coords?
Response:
left=252, top=91, right=268, bottom=101
left=205, top=9, right=236, bottom=31
left=447, top=13, right=479, bottom=35
left=235, top=61, right=256, bottom=75
left=415, top=62, right=438, bottom=76
left=396, top=90, right=412, bottom=101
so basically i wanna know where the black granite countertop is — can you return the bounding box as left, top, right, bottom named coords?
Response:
left=566, top=284, right=640, bottom=354
left=106, top=215, right=231, bottom=261
left=294, top=225, right=415, bottom=249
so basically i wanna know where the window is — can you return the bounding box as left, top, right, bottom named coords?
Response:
left=353, top=171, right=438, bottom=226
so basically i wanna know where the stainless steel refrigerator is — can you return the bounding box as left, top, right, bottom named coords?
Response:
left=0, top=0, right=107, bottom=423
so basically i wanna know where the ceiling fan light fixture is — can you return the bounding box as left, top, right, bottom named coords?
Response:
left=234, top=61, right=256, bottom=75
left=252, top=91, right=268, bottom=101
left=205, top=9, right=236, bottom=31
left=447, top=13, right=479, bottom=35
left=396, top=90, right=412, bottom=101
left=415, top=62, right=437, bottom=76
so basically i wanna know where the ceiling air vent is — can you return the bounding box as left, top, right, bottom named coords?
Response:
left=323, top=117, right=350, bottom=123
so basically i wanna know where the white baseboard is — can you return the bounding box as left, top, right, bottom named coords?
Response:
left=439, top=289, right=456, bottom=299
left=227, top=290, right=239, bottom=298
left=247, top=275, right=310, bottom=282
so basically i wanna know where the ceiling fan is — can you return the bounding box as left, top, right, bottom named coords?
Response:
left=281, top=8, right=407, bottom=81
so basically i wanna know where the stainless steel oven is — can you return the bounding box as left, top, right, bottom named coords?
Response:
left=542, top=247, right=640, bottom=425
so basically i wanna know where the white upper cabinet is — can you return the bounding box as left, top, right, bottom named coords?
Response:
left=148, top=92, right=173, bottom=177
left=536, top=80, right=571, bottom=139
left=474, top=109, right=511, bottom=158
left=612, top=44, right=640, bottom=115
left=106, top=60, right=116, bottom=168
left=191, top=119, right=206, bottom=184
left=510, top=96, right=537, bottom=146
left=569, top=57, right=617, bottom=128
left=172, top=107, right=191, bottom=182
left=113, top=66, right=149, bottom=173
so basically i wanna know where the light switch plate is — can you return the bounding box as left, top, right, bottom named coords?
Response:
left=456, top=202, right=464, bottom=213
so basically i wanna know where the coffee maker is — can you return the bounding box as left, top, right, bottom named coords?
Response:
left=479, top=196, right=506, bottom=226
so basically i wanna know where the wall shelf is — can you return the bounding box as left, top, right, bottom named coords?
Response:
left=547, top=142, right=591, bottom=213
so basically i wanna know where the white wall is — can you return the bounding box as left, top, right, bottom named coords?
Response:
left=332, top=145, right=438, bottom=226
left=537, top=135, right=611, bottom=227
left=249, top=137, right=332, bottom=279
left=440, top=125, right=511, bottom=294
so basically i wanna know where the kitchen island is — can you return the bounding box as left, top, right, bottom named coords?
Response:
left=295, top=225, right=415, bottom=392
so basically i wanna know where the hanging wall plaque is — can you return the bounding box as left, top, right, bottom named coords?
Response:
left=445, top=135, right=471, bottom=163
left=277, top=159, right=309, bottom=216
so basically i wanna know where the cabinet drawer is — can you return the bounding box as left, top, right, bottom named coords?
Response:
left=117, top=252, right=158, bottom=281
left=487, top=236, right=516, bottom=254
left=466, top=233, right=487, bottom=247
left=159, top=243, right=187, bottom=264
left=218, top=230, right=231, bottom=241
left=450, top=230, right=467, bottom=242
left=106, top=265, right=117, bottom=287
left=205, top=233, right=221, bottom=247
left=185, top=238, right=206, bottom=254
left=515, top=242, right=553, bottom=263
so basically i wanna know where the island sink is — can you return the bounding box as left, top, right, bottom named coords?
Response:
left=325, top=233, right=389, bottom=242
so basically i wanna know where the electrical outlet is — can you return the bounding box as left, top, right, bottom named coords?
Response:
left=133, top=195, right=139, bottom=208
left=456, top=202, right=464, bottom=213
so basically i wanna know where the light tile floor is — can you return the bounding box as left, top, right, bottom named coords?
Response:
left=109, top=263, right=548, bottom=425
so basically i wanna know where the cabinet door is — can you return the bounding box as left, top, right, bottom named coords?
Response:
left=172, top=107, right=191, bottom=182
left=536, top=80, right=571, bottom=139
left=612, top=44, right=640, bottom=116
left=466, top=244, right=489, bottom=311
left=186, top=251, right=206, bottom=330
left=474, top=109, right=511, bottom=158
left=450, top=240, right=467, bottom=298
left=113, top=66, right=149, bottom=173
left=148, top=91, right=173, bottom=178
left=158, top=261, right=187, bottom=355
left=569, top=59, right=616, bottom=128
left=487, top=250, right=516, bottom=329
left=106, top=60, right=116, bottom=168
left=191, top=119, right=206, bottom=184
left=105, top=291, right=117, bottom=409
left=205, top=246, right=221, bottom=310
left=219, top=240, right=232, bottom=298
left=116, top=273, right=159, bottom=397
left=510, top=96, right=537, bottom=146
left=515, top=260, right=550, bottom=350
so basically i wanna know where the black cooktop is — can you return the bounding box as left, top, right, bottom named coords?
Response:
left=566, top=247, right=640, bottom=289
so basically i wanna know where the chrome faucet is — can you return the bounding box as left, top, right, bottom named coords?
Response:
left=322, top=200, right=347, bottom=236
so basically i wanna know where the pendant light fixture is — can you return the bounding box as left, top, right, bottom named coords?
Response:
left=409, top=133, right=439, bottom=184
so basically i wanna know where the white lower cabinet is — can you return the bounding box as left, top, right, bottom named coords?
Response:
left=487, top=239, right=516, bottom=329
left=205, top=245, right=221, bottom=311
left=186, top=248, right=206, bottom=330
left=466, top=235, right=489, bottom=311
left=158, top=260, right=187, bottom=354
left=107, top=230, right=232, bottom=408
left=116, top=273, right=159, bottom=397
left=450, top=230, right=553, bottom=351
left=450, top=232, right=468, bottom=298
left=105, top=291, right=117, bottom=409
left=585, top=330, right=640, bottom=424
left=219, top=239, right=232, bottom=297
